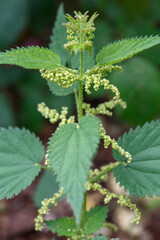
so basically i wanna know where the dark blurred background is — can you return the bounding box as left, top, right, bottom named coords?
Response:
left=0, top=0, right=160, bottom=239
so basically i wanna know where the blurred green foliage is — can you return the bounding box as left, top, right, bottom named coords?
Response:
left=110, top=57, right=160, bottom=125
left=0, top=0, right=160, bottom=130
left=0, top=0, right=29, bottom=50
left=0, top=92, right=15, bottom=127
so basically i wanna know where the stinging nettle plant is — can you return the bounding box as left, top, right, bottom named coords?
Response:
left=0, top=5, right=160, bottom=240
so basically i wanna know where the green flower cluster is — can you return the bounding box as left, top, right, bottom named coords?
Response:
left=37, top=102, right=75, bottom=126
left=100, top=124, right=132, bottom=164
left=63, top=11, right=98, bottom=54
left=85, top=182, right=141, bottom=224
left=83, top=65, right=123, bottom=96
left=35, top=187, right=64, bottom=231
left=37, top=102, right=59, bottom=124
left=40, top=67, right=78, bottom=88
left=44, top=151, right=50, bottom=167
left=83, top=99, right=126, bottom=116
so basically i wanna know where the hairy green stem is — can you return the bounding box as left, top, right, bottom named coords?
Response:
left=90, top=162, right=122, bottom=183
left=78, top=81, right=83, bottom=119
left=74, top=89, right=79, bottom=114
left=103, top=222, right=118, bottom=232
left=78, top=33, right=86, bottom=228
left=78, top=48, right=84, bottom=120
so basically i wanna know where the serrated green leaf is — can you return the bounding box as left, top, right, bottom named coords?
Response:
left=45, top=217, right=77, bottom=237
left=33, top=171, right=59, bottom=207
left=0, top=46, right=61, bottom=70
left=96, top=35, right=160, bottom=65
left=92, top=237, right=119, bottom=240
left=113, top=121, right=160, bottom=198
left=47, top=81, right=78, bottom=96
left=91, top=236, right=107, bottom=240
left=49, top=4, right=71, bottom=66
left=84, top=206, right=108, bottom=234
left=48, top=115, right=100, bottom=223
left=0, top=128, right=44, bottom=199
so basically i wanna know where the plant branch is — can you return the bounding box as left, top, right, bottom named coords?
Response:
left=35, top=163, right=53, bottom=172
left=90, top=161, right=124, bottom=183
left=74, top=89, right=79, bottom=114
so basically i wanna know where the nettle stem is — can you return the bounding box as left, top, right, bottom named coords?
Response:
left=78, top=81, right=83, bottom=119
left=78, top=33, right=87, bottom=228
left=80, top=193, right=86, bottom=227
left=78, top=47, right=84, bottom=120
